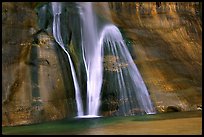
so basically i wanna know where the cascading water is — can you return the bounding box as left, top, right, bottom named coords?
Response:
left=100, top=24, right=156, bottom=115
left=50, top=2, right=155, bottom=118
left=78, top=2, right=103, bottom=117
left=51, top=2, right=84, bottom=116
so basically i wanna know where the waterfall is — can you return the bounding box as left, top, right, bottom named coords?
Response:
left=78, top=2, right=155, bottom=116
left=51, top=2, right=155, bottom=118
left=100, top=24, right=156, bottom=115
left=51, top=2, right=84, bottom=116
left=78, top=2, right=103, bottom=117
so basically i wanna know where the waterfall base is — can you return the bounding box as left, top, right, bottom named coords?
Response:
left=75, top=115, right=102, bottom=119
left=146, top=112, right=156, bottom=115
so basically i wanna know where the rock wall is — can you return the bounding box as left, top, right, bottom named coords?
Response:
left=2, top=2, right=77, bottom=126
